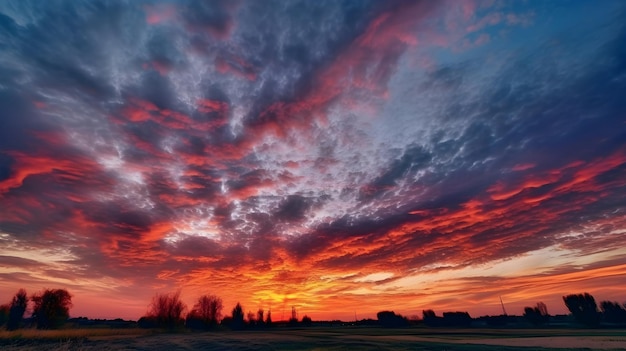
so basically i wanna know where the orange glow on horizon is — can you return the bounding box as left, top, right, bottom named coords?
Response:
left=1, top=0, right=624, bottom=327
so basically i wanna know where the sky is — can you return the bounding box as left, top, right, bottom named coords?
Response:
left=0, top=0, right=625, bottom=321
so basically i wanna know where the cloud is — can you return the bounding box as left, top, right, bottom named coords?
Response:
left=0, top=255, right=45, bottom=269
left=273, top=195, right=314, bottom=222
left=0, top=0, right=625, bottom=320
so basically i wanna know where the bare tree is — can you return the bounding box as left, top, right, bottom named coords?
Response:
left=186, top=294, right=223, bottom=329
left=146, top=291, right=187, bottom=329
left=31, top=289, right=72, bottom=329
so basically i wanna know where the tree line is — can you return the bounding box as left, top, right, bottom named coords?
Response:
left=137, top=291, right=312, bottom=330
left=0, top=288, right=72, bottom=330
left=521, top=293, right=626, bottom=328
left=414, top=293, right=626, bottom=328
left=133, top=291, right=626, bottom=330
left=2, top=288, right=626, bottom=330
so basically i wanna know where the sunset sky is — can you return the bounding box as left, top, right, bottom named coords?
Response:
left=1, top=0, right=625, bottom=321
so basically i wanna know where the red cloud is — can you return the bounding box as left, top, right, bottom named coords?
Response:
left=116, top=97, right=230, bottom=134
left=0, top=151, right=97, bottom=196
left=512, top=163, right=536, bottom=171
left=144, top=4, right=176, bottom=25
left=215, top=55, right=257, bottom=81
left=197, top=98, right=229, bottom=114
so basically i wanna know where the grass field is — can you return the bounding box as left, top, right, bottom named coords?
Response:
left=1, top=327, right=626, bottom=350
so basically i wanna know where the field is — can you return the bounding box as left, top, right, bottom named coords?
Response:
left=1, top=327, right=626, bottom=350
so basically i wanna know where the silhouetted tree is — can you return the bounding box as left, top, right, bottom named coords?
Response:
left=442, top=312, right=472, bottom=327
left=7, top=289, right=28, bottom=330
left=0, top=304, right=9, bottom=327
left=407, top=315, right=421, bottom=325
left=31, top=289, right=72, bottom=329
left=247, top=310, right=256, bottom=326
left=145, top=291, right=187, bottom=329
left=563, top=293, right=600, bottom=327
left=186, top=294, right=222, bottom=330
left=523, top=302, right=549, bottom=326
left=536, top=301, right=548, bottom=315
left=265, top=309, right=272, bottom=327
left=377, top=311, right=408, bottom=328
left=230, top=303, right=245, bottom=330
left=422, top=309, right=441, bottom=327
left=289, top=306, right=298, bottom=326
left=220, top=316, right=233, bottom=327
left=601, top=301, right=626, bottom=325
left=301, top=315, right=312, bottom=326
left=137, top=316, right=157, bottom=328
left=422, top=309, right=436, bottom=318
left=256, top=309, right=265, bottom=327
left=483, top=314, right=509, bottom=327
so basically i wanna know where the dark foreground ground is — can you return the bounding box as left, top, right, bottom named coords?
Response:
left=2, top=327, right=626, bottom=351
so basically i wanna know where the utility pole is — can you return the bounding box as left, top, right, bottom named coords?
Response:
left=500, top=296, right=508, bottom=316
